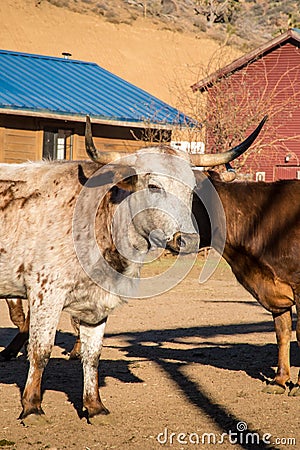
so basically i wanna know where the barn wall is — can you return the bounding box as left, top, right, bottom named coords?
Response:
left=205, top=42, right=300, bottom=181
left=235, top=43, right=300, bottom=181
left=275, top=165, right=300, bottom=180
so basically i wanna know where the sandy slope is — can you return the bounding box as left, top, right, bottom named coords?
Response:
left=0, top=0, right=241, bottom=107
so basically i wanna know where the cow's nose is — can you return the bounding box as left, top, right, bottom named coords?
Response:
left=175, top=232, right=185, bottom=248
left=167, top=231, right=199, bottom=254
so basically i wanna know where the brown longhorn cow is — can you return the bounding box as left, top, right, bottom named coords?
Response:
left=193, top=170, right=300, bottom=395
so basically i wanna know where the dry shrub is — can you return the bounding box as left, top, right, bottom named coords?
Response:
left=42, top=0, right=300, bottom=51
left=47, top=0, right=70, bottom=7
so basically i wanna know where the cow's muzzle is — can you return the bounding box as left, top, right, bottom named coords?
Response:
left=166, top=232, right=199, bottom=254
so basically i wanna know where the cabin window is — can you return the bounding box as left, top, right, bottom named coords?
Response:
left=43, top=129, right=73, bottom=160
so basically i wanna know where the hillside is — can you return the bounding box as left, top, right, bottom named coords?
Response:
left=45, top=0, right=300, bottom=49
left=1, top=1, right=298, bottom=109
left=0, top=0, right=242, bottom=108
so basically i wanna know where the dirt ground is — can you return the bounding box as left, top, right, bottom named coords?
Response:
left=0, top=254, right=299, bottom=450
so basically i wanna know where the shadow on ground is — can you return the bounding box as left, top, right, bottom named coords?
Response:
left=0, top=320, right=298, bottom=449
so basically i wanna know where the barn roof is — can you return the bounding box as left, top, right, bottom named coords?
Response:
left=0, top=49, right=190, bottom=129
left=192, top=28, right=300, bottom=92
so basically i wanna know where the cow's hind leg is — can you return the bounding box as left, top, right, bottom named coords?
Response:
left=0, top=299, right=29, bottom=361
left=20, top=297, right=62, bottom=424
left=7, top=298, right=26, bottom=329
left=80, top=318, right=109, bottom=423
left=289, top=294, right=300, bottom=396
left=69, top=317, right=81, bottom=360
left=263, top=309, right=292, bottom=394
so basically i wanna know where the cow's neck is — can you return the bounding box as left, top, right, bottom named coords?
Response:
left=214, top=180, right=263, bottom=257
left=96, top=190, right=147, bottom=276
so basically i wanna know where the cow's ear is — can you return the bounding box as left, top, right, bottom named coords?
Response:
left=114, top=166, right=138, bottom=191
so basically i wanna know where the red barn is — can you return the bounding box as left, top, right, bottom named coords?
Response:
left=192, top=28, right=300, bottom=182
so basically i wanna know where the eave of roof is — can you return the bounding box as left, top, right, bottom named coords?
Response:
left=0, top=49, right=193, bottom=129
left=191, top=28, right=300, bottom=92
left=0, top=107, right=175, bottom=130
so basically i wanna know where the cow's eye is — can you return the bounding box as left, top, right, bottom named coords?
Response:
left=148, top=184, right=162, bottom=192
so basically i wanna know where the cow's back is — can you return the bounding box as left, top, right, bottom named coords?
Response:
left=0, top=161, right=96, bottom=299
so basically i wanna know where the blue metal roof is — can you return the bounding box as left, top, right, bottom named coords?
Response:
left=0, top=49, right=190, bottom=127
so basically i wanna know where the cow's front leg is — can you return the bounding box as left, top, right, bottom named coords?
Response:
left=21, top=348, right=49, bottom=421
left=263, top=309, right=292, bottom=394
left=80, top=318, right=109, bottom=422
left=20, top=299, right=61, bottom=423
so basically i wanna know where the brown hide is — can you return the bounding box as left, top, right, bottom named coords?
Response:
left=207, top=179, right=300, bottom=311
left=193, top=176, right=300, bottom=391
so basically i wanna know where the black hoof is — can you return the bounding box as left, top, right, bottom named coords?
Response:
left=83, top=403, right=110, bottom=424
left=87, top=408, right=111, bottom=425
left=288, top=384, right=300, bottom=397
left=262, top=380, right=286, bottom=395
left=20, top=414, right=49, bottom=427
left=19, top=406, right=48, bottom=426
left=19, top=406, right=45, bottom=421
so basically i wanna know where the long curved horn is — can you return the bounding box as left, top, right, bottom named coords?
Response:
left=190, top=115, right=268, bottom=167
left=85, top=116, right=127, bottom=164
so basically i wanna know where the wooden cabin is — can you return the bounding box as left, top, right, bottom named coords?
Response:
left=0, top=50, right=188, bottom=163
